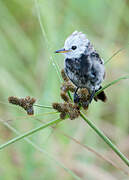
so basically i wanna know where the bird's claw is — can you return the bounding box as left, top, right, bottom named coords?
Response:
left=74, top=93, right=80, bottom=103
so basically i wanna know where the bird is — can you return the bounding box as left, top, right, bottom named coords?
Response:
left=55, top=31, right=107, bottom=106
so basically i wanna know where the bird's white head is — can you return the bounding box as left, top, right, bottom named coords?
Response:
left=55, top=31, right=89, bottom=59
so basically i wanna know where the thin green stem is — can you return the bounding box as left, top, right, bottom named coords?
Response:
left=67, top=91, right=72, bottom=101
left=34, top=104, right=53, bottom=109
left=104, top=44, right=129, bottom=65
left=80, top=112, right=129, bottom=167
left=0, top=119, right=81, bottom=180
left=95, top=76, right=129, bottom=96
left=34, top=0, right=62, bottom=83
left=0, top=118, right=62, bottom=150
left=50, top=56, right=62, bottom=83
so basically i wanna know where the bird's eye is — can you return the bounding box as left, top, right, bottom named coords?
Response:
left=71, top=46, right=77, bottom=50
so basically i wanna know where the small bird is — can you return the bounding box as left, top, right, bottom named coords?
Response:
left=55, top=31, right=107, bottom=106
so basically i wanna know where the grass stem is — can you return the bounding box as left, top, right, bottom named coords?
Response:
left=0, top=119, right=81, bottom=180
left=104, top=44, right=129, bottom=65
left=0, top=118, right=62, bottom=150
left=80, top=112, right=129, bottom=167
left=95, top=76, right=129, bottom=96
left=34, top=104, right=53, bottom=109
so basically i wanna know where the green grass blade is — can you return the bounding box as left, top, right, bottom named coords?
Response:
left=34, top=0, right=62, bottom=83
left=64, top=133, right=129, bottom=176
left=95, top=76, right=129, bottom=96
left=34, top=104, right=53, bottom=109
left=104, top=44, right=129, bottom=65
left=0, top=119, right=81, bottom=180
left=80, top=112, right=129, bottom=167
left=0, top=118, right=62, bottom=150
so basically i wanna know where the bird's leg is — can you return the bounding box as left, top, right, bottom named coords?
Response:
left=74, top=87, right=80, bottom=103
left=88, top=89, right=96, bottom=104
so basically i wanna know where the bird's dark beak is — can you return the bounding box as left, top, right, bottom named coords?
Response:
left=55, top=48, right=71, bottom=53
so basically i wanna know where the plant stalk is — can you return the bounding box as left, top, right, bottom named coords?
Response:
left=80, top=112, right=129, bottom=167
left=0, top=119, right=81, bottom=180
left=95, top=76, right=129, bottom=96
left=104, top=44, right=129, bottom=65
left=0, top=118, right=62, bottom=150
left=34, top=104, right=53, bottom=109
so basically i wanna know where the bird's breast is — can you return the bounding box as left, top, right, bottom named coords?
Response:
left=64, top=54, right=91, bottom=88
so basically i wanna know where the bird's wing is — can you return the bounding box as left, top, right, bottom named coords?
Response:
left=90, top=52, right=105, bottom=82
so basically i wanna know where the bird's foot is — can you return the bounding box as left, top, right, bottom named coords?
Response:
left=88, top=90, right=95, bottom=104
left=74, top=92, right=80, bottom=103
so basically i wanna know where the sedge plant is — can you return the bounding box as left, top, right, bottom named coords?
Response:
left=0, top=1, right=129, bottom=179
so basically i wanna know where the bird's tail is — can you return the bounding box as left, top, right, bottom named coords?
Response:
left=94, top=86, right=107, bottom=102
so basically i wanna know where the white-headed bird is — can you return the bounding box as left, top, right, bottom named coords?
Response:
left=55, top=31, right=107, bottom=107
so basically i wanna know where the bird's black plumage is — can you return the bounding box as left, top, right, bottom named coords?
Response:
left=65, top=54, right=92, bottom=88
left=65, top=52, right=104, bottom=92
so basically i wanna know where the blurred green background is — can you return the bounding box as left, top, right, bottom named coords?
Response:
left=0, top=0, right=129, bottom=179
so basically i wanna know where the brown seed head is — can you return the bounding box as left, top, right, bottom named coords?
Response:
left=61, top=82, right=75, bottom=93
left=60, top=91, right=69, bottom=102
left=82, top=102, right=89, bottom=110
left=8, top=96, right=36, bottom=115
left=61, top=69, right=69, bottom=82
left=68, top=104, right=80, bottom=120
left=8, top=96, right=21, bottom=106
left=64, top=103, right=80, bottom=120
left=52, top=102, right=80, bottom=120
left=60, top=112, right=66, bottom=119
left=52, top=103, right=63, bottom=112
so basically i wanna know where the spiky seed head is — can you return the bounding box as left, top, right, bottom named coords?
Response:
left=60, top=91, right=69, bottom=102
left=61, top=69, right=69, bottom=82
